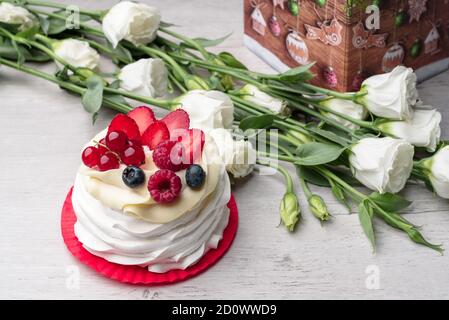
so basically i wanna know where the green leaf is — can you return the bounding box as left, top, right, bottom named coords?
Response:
left=0, top=21, right=21, bottom=33
left=295, top=142, right=345, bottom=166
left=329, top=179, right=351, bottom=212
left=369, top=192, right=412, bottom=213
left=108, top=42, right=133, bottom=64
left=103, top=92, right=131, bottom=108
left=160, top=21, right=178, bottom=28
left=46, top=18, right=67, bottom=35
left=47, top=10, right=91, bottom=35
left=11, top=40, right=25, bottom=65
left=278, top=63, right=315, bottom=83
left=239, top=114, right=276, bottom=131
left=190, top=33, right=231, bottom=48
left=16, top=25, right=39, bottom=39
left=296, top=165, right=330, bottom=187
left=81, top=76, right=104, bottom=114
left=92, top=112, right=99, bottom=125
left=358, top=200, right=376, bottom=251
left=305, top=124, right=350, bottom=147
left=218, top=52, right=247, bottom=70
left=108, top=79, right=121, bottom=89
left=38, top=15, right=50, bottom=35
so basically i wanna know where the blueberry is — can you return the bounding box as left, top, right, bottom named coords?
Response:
left=185, top=165, right=206, bottom=189
left=122, top=166, right=145, bottom=188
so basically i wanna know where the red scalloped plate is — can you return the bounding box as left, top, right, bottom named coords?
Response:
left=61, top=187, right=238, bottom=285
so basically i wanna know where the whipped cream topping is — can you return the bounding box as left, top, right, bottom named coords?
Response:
left=71, top=131, right=231, bottom=273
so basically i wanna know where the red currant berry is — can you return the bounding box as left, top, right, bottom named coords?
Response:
left=121, top=144, right=145, bottom=166
left=105, top=130, right=128, bottom=152
left=98, top=152, right=120, bottom=171
left=97, top=138, right=109, bottom=154
left=82, top=146, right=100, bottom=168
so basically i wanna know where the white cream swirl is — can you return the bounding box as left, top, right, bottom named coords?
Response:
left=72, top=133, right=231, bottom=273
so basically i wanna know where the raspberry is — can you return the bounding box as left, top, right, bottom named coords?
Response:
left=82, top=146, right=100, bottom=168
left=152, top=140, right=186, bottom=171
left=148, top=169, right=182, bottom=203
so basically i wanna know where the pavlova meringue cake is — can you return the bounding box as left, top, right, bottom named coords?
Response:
left=71, top=107, right=231, bottom=273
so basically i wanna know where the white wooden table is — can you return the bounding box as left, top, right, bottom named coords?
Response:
left=1, top=0, right=449, bottom=300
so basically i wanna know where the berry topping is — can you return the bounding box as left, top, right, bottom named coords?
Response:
left=82, top=146, right=100, bottom=168
left=98, top=152, right=120, bottom=171
left=105, top=130, right=128, bottom=152
left=108, top=114, right=141, bottom=142
left=161, top=109, right=190, bottom=134
left=152, top=140, right=186, bottom=171
left=148, top=169, right=182, bottom=203
left=122, top=166, right=146, bottom=188
left=141, top=121, right=170, bottom=150
left=128, top=106, right=156, bottom=134
left=121, top=143, right=145, bottom=166
left=186, top=164, right=206, bottom=189
left=171, top=128, right=205, bottom=165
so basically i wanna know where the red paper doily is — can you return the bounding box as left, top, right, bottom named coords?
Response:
left=61, top=187, right=238, bottom=285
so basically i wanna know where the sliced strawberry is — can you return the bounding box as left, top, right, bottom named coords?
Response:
left=108, top=114, right=141, bottom=141
left=171, top=128, right=205, bottom=165
left=161, top=109, right=190, bottom=134
left=128, top=106, right=156, bottom=135
left=141, top=121, right=170, bottom=150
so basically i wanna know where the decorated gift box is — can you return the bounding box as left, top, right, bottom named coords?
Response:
left=244, top=0, right=449, bottom=92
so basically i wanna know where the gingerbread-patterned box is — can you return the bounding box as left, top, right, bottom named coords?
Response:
left=244, top=0, right=449, bottom=92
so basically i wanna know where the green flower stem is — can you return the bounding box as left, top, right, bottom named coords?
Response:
left=229, top=94, right=271, bottom=115
left=23, top=0, right=103, bottom=18
left=168, top=52, right=261, bottom=84
left=0, top=57, right=131, bottom=114
left=299, top=83, right=358, bottom=100
left=268, top=89, right=358, bottom=139
left=103, top=87, right=175, bottom=110
left=268, top=130, right=303, bottom=148
left=232, top=100, right=263, bottom=116
left=257, top=151, right=296, bottom=164
left=295, top=95, right=377, bottom=130
left=169, top=72, right=188, bottom=93
left=75, top=37, right=132, bottom=64
left=298, top=175, right=313, bottom=200
left=257, top=159, right=293, bottom=193
left=159, top=27, right=210, bottom=60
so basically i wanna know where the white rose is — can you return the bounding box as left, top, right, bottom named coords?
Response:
left=357, top=66, right=419, bottom=120
left=177, top=90, right=234, bottom=131
left=118, top=58, right=168, bottom=98
left=377, top=109, right=441, bottom=152
left=52, top=39, right=100, bottom=70
left=240, top=84, right=288, bottom=115
left=209, top=128, right=256, bottom=178
left=320, top=98, right=368, bottom=130
left=102, top=1, right=161, bottom=48
left=0, top=2, right=38, bottom=31
left=349, top=137, right=415, bottom=194
left=426, top=146, right=449, bottom=199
